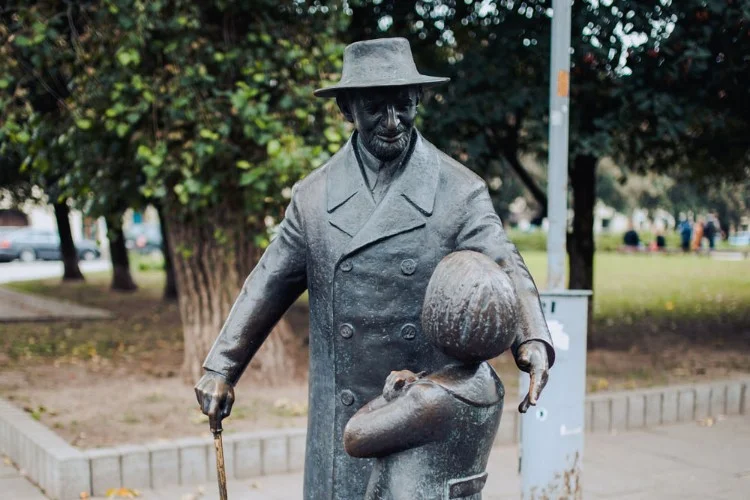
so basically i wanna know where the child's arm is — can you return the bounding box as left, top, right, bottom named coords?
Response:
left=343, top=382, right=453, bottom=458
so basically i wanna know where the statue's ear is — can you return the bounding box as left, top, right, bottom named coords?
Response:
left=336, top=93, right=354, bottom=123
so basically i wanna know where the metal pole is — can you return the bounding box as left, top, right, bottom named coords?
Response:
left=546, top=0, right=572, bottom=291
left=519, top=2, right=586, bottom=499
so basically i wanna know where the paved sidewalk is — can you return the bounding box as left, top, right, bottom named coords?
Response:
left=0, top=459, right=48, bottom=499
left=0, top=286, right=111, bottom=322
left=3, top=416, right=749, bottom=499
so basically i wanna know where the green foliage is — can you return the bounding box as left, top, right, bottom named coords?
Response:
left=70, top=0, right=348, bottom=223
left=348, top=1, right=749, bottom=212
left=1, top=1, right=349, bottom=232
left=610, top=1, right=750, bottom=182
left=0, top=2, right=80, bottom=204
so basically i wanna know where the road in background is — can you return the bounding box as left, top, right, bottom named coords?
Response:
left=0, top=260, right=111, bottom=284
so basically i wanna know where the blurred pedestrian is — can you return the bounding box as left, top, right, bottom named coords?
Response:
left=692, top=217, right=705, bottom=251
left=655, top=230, right=666, bottom=251
left=623, top=222, right=640, bottom=251
left=679, top=218, right=692, bottom=252
left=704, top=213, right=719, bottom=250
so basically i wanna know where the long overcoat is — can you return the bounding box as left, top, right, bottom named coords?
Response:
left=203, top=130, right=554, bottom=500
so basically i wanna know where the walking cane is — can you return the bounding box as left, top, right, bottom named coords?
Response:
left=211, top=418, right=229, bottom=500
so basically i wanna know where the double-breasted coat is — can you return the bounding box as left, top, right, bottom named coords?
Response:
left=203, top=130, right=555, bottom=500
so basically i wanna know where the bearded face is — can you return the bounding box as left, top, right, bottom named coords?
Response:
left=338, top=86, right=420, bottom=162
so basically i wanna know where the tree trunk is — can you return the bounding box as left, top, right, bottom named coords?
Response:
left=106, top=214, right=138, bottom=292
left=164, top=210, right=299, bottom=384
left=501, top=151, right=548, bottom=219
left=53, top=202, right=84, bottom=281
left=156, top=205, right=178, bottom=301
left=568, top=154, right=597, bottom=327
left=487, top=125, right=548, bottom=223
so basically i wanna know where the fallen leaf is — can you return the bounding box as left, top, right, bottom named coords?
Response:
left=105, top=487, right=141, bottom=498
left=697, top=417, right=715, bottom=427
left=595, top=378, right=609, bottom=391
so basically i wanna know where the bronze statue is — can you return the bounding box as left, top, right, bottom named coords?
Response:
left=195, top=38, right=554, bottom=500
left=344, top=251, right=517, bottom=499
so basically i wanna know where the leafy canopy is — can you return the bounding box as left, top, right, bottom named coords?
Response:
left=2, top=1, right=350, bottom=237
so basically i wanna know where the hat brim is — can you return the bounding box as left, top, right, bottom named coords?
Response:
left=314, top=75, right=450, bottom=98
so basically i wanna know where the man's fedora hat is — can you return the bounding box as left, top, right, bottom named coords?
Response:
left=314, top=37, right=449, bottom=98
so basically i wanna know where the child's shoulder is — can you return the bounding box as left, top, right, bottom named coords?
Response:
left=424, top=362, right=504, bottom=407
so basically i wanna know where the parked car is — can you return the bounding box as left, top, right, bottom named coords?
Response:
left=0, top=226, right=22, bottom=237
left=0, top=228, right=100, bottom=262
left=124, top=224, right=163, bottom=255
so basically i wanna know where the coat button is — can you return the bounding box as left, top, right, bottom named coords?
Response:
left=401, top=323, right=417, bottom=340
left=340, top=260, right=353, bottom=272
left=340, top=390, right=355, bottom=406
left=339, top=323, right=354, bottom=339
left=400, top=259, right=417, bottom=275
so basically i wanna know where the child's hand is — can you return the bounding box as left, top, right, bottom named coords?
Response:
left=383, top=369, right=419, bottom=401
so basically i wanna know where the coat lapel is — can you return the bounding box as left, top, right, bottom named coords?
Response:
left=327, top=136, right=377, bottom=237
left=327, top=130, right=440, bottom=259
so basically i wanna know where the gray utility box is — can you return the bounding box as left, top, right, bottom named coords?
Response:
left=519, top=290, right=591, bottom=499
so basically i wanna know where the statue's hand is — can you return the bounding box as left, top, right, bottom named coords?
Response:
left=194, top=370, right=235, bottom=432
left=383, top=369, right=419, bottom=402
left=515, top=341, right=549, bottom=413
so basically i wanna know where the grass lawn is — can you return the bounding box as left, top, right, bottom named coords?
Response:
left=0, top=251, right=748, bottom=446
left=523, top=252, right=750, bottom=326
left=518, top=251, right=750, bottom=392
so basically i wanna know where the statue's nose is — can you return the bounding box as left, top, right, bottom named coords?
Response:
left=384, top=104, right=400, bottom=131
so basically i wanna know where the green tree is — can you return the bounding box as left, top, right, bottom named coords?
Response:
left=66, top=0, right=348, bottom=381
left=0, top=2, right=87, bottom=280
left=344, top=0, right=750, bottom=305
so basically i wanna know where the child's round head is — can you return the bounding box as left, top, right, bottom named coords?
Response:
left=421, top=251, right=518, bottom=363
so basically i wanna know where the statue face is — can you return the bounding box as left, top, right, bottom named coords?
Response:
left=339, top=86, right=420, bottom=162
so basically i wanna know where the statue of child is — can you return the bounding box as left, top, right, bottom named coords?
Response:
left=343, top=250, right=519, bottom=499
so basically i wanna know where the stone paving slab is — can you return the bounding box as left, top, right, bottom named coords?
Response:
left=0, top=462, right=46, bottom=499
left=0, top=287, right=111, bottom=322
left=79, top=416, right=749, bottom=500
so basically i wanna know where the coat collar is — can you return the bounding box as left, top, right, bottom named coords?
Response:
left=326, top=129, right=441, bottom=257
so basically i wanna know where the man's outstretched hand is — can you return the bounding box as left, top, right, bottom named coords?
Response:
left=515, top=341, right=550, bottom=414
left=195, top=370, right=235, bottom=432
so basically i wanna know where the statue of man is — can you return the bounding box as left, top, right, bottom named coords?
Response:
left=195, top=38, right=554, bottom=500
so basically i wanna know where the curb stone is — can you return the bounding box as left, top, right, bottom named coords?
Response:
left=1, top=377, right=748, bottom=498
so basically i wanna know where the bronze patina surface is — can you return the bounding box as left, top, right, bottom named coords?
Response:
left=344, top=251, right=518, bottom=499
left=195, top=38, right=554, bottom=500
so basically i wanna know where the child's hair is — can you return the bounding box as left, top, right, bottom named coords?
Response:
left=421, top=251, right=518, bottom=363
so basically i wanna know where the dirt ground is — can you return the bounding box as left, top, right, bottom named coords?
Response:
left=1, top=267, right=749, bottom=449
left=1, top=342, right=748, bottom=449
left=0, top=362, right=308, bottom=448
